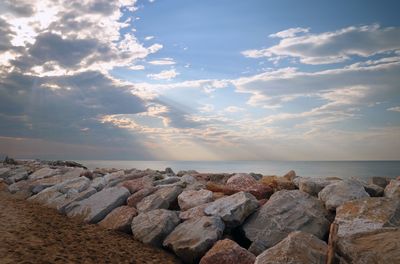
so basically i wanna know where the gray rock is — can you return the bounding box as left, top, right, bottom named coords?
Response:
left=163, top=216, right=225, bottom=264
left=153, top=177, right=181, bottom=186
left=136, top=185, right=183, bottom=212
left=179, top=203, right=210, bottom=221
left=242, top=190, right=330, bottom=255
left=3, top=167, right=29, bottom=184
left=178, top=189, right=213, bottom=211
left=384, top=179, right=400, bottom=199
left=0, top=167, right=11, bottom=179
left=318, top=180, right=370, bottom=211
left=297, top=177, right=341, bottom=196
left=90, top=176, right=107, bottom=191
left=249, top=173, right=263, bottom=181
left=204, top=191, right=259, bottom=228
left=369, top=176, right=390, bottom=188
left=29, top=167, right=59, bottom=180
left=57, top=176, right=90, bottom=193
left=58, top=187, right=97, bottom=214
left=66, top=187, right=130, bottom=223
left=255, top=231, right=327, bottom=264
left=131, top=209, right=180, bottom=247
left=335, top=197, right=400, bottom=237
left=363, top=183, right=384, bottom=197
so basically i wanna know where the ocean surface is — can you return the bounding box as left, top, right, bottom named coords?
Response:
left=79, top=160, right=400, bottom=180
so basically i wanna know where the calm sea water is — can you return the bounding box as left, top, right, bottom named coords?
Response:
left=79, top=160, right=400, bottom=180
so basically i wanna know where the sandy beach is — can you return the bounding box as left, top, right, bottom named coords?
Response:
left=0, top=190, right=180, bottom=264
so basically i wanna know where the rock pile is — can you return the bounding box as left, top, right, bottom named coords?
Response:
left=1, top=158, right=399, bottom=263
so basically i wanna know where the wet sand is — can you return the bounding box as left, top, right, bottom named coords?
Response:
left=0, top=191, right=180, bottom=264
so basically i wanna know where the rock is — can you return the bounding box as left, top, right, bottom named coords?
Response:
left=66, top=186, right=130, bottom=223
left=153, top=177, right=181, bottom=186
left=103, top=170, right=125, bottom=182
left=283, top=170, right=296, bottom=181
left=337, top=228, right=400, bottom=264
left=384, top=179, right=400, bottom=199
left=178, top=189, right=213, bottom=211
left=193, top=173, right=233, bottom=184
left=3, top=156, right=17, bottom=165
left=199, top=239, right=255, bottom=264
left=242, top=190, right=330, bottom=255
left=57, top=176, right=91, bottom=193
left=90, top=176, right=107, bottom=191
left=363, top=183, right=384, bottom=197
left=122, top=176, right=153, bottom=194
left=249, top=172, right=263, bottom=181
left=336, top=197, right=400, bottom=237
left=204, top=191, right=259, bottom=228
left=136, top=185, right=183, bottom=212
left=259, top=176, right=296, bottom=191
left=29, top=167, right=59, bottom=180
left=254, top=231, right=327, bottom=264
left=177, top=170, right=199, bottom=177
left=369, top=176, right=390, bottom=188
left=126, top=187, right=156, bottom=208
left=57, top=188, right=97, bottom=214
left=43, top=160, right=87, bottom=169
left=98, top=206, right=138, bottom=233
left=163, top=216, right=225, bottom=263
left=297, top=177, right=341, bottom=196
left=6, top=168, right=29, bottom=184
left=0, top=167, right=11, bottom=178
left=165, top=167, right=175, bottom=175
left=179, top=203, right=210, bottom=221
left=207, top=175, right=273, bottom=200
left=318, top=180, right=370, bottom=211
left=131, top=209, right=180, bottom=247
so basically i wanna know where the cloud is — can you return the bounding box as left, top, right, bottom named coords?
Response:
left=243, top=24, right=400, bottom=64
left=387, top=106, right=400, bottom=112
left=148, top=58, right=176, bottom=65
left=128, top=64, right=145, bottom=70
left=147, top=69, right=180, bottom=80
left=269, top=27, right=309, bottom=38
left=224, top=106, right=245, bottom=113
left=144, top=36, right=154, bottom=41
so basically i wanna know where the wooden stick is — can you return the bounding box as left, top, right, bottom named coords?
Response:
left=326, top=222, right=339, bottom=264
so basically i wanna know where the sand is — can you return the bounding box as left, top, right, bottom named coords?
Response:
left=0, top=191, right=181, bottom=264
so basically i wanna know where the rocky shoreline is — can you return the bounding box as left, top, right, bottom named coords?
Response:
left=1, top=158, right=399, bottom=264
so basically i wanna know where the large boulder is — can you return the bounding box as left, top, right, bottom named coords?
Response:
left=254, top=231, right=327, bottom=264
left=136, top=185, right=183, bottom=212
left=337, top=228, right=400, bottom=264
left=178, top=189, right=213, bottom=211
left=131, top=209, right=180, bottom=247
left=3, top=167, right=29, bottom=184
left=206, top=174, right=273, bottom=199
left=126, top=187, right=156, bottom=207
left=204, top=191, right=259, bottom=228
left=98, top=206, right=138, bottom=233
left=163, top=216, right=225, bottom=263
left=318, top=180, right=370, bottom=211
left=199, top=239, right=255, bottom=264
left=363, top=183, right=384, bottom=197
left=242, top=190, right=330, bottom=255
left=335, top=197, right=400, bottom=237
left=259, top=176, right=296, bottom=192
left=122, top=176, right=153, bottom=193
left=369, top=176, right=390, bottom=188
left=66, top=186, right=130, bottom=223
left=384, top=179, right=400, bottom=199
left=29, top=167, right=59, bottom=180
left=90, top=176, right=107, bottom=191
left=297, top=177, right=341, bottom=196
left=179, top=203, right=210, bottom=221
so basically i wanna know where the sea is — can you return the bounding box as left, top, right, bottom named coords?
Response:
left=78, top=160, right=400, bottom=181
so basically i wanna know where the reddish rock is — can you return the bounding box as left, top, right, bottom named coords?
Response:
left=283, top=170, right=296, bottom=181
left=98, top=206, right=138, bottom=233
left=200, top=239, right=255, bottom=264
left=179, top=203, right=209, bottom=221
left=122, top=177, right=153, bottom=194
left=206, top=174, right=273, bottom=200
left=178, top=189, right=213, bottom=211
left=193, top=173, right=233, bottom=184
left=258, top=199, right=268, bottom=206
left=212, top=192, right=226, bottom=200
left=126, top=187, right=156, bottom=207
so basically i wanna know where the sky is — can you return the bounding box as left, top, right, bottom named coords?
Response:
left=0, top=0, right=400, bottom=161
